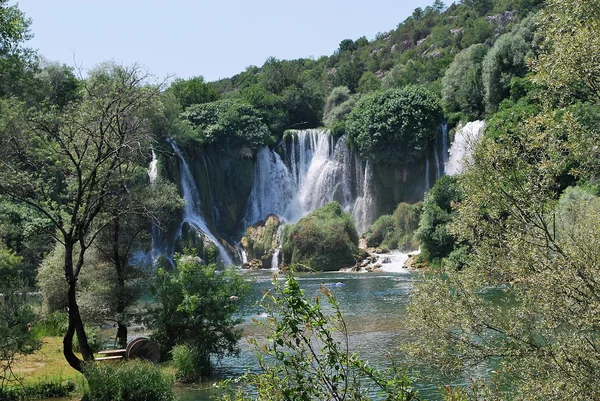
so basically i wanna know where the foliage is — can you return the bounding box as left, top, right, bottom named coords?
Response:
left=0, top=378, right=77, bottom=401
left=0, top=282, right=41, bottom=391
left=482, top=15, right=536, bottom=114
left=171, top=343, right=200, bottom=383
left=407, top=6, right=600, bottom=390
left=145, top=253, right=250, bottom=378
left=282, top=202, right=359, bottom=271
left=441, top=44, right=488, bottom=120
left=415, top=176, right=462, bottom=261
left=182, top=99, right=273, bottom=150
left=346, top=86, right=443, bottom=164
left=83, top=360, right=175, bottom=401
left=365, top=202, right=423, bottom=250
left=357, top=71, right=381, bottom=93
left=0, top=0, right=38, bottom=100
left=0, top=240, right=23, bottom=285
left=532, top=0, right=600, bottom=105
left=0, top=62, right=165, bottom=371
left=220, top=273, right=416, bottom=401
left=168, top=75, right=219, bottom=108
left=34, top=311, right=68, bottom=337
left=72, top=327, right=104, bottom=354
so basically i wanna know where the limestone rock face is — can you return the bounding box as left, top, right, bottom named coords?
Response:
left=241, top=214, right=283, bottom=269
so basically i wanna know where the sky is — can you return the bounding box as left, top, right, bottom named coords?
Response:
left=15, top=0, right=435, bottom=82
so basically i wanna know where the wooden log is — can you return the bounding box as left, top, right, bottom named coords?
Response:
left=97, top=349, right=127, bottom=356
left=95, top=356, right=123, bottom=362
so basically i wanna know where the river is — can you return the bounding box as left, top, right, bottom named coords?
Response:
left=175, top=268, right=487, bottom=401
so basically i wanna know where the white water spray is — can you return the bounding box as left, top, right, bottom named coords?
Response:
left=445, top=121, right=485, bottom=176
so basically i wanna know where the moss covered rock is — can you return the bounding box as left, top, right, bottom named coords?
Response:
left=241, top=214, right=282, bottom=269
left=282, top=202, right=359, bottom=271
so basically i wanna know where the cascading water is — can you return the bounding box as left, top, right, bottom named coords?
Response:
left=169, top=140, right=233, bottom=266
left=148, top=149, right=158, bottom=184
left=445, top=120, right=485, bottom=176
left=424, top=157, right=430, bottom=193
left=270, top=224, right=286, bottom=270
left=441, top=122, right=449, bottom=166
left=148, top=149, right=168, bottom=264
left=243, top=129, right=374, bottom=234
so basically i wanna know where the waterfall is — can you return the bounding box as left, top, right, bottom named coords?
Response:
left=169, top=140, right=233, bottom=266
left=243, top=129, right=375, bottom=234
left=445, top=120, right=485, bottom=176
left=441, top=122, right=449, bottom=167
left=424, top=156, right=430, bottom=193
left=270, top=225, right=286, bottom=270
left=148, top=149, right=158, bottom=184
left=352, top=160, right=375, bottom=234
left=433, top=134, right=442, bottom=179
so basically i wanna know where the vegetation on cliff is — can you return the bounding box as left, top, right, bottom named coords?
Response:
left=346, top=86, right=443, bottom=164
left=282, top=202, right=359, bottom=271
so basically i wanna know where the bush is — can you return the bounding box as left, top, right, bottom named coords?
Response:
left=145, top=252, right=250, bottom=379
left=0, top=379, right=77, bottom=400
left=416, top=176, right=462, bottom=261
left=73, top=326, right=104, bottom=354
left=35, top=311, right=68, bottom=337
left=364, top=202, right=422, bottom=251
left=84, top=360, right=175, bottom=401
left=346, top=86, right=443, bottom=164
left=282, top=202, right=359, bottom=271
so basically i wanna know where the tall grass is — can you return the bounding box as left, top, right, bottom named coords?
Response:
left=84, top=360, right=175, bottom=401
left=0, top=379, right=77, bottom=400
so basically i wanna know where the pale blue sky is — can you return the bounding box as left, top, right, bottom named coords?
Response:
left=16, top=0, right=435, bottom=82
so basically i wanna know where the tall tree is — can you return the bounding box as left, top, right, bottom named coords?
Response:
left=0, top=62, right=163, bottom=372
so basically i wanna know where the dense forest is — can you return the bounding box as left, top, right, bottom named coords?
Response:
left=1, top=0, right=600, bottom=399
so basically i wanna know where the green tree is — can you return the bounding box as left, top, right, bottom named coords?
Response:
left=168, top=76, right=219, bottom=109
left=415, top=175, right=462, bottom=262
left=146, top=254, right=250, bottom=379
left=442, top=44, right=488, bottom=119
left=407, top=2, right=600, bottom=393
left=482, top=16, right=536, bottom=114
left=0, top=63, right=163, bottom=372
left=532, top=0, right=600, bottom=105
left=0, top=0, right=38, bottom=100
left=357, top=71, right=381, bottom=93
left=182, top=99, right=273, bottom=150
left=0, top=240, right=22, bottom=285
left=346, top=86, right=443, bottom=164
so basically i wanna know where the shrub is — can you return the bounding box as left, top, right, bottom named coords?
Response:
left=73, top=326, right=104, bottom=354
left=364, top=202, right=422, bottom=251
left=145, top=252, right=250, bottom=379
left=35, top=311, right=68, bottom=337
left=282, top=202, right=359, bottom=271
left=0, top=379, right=77, bottom=400
left=84, top=360, right=175, bottom=401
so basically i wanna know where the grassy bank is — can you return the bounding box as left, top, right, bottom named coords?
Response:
left=2, top=336, right=83, bottom=400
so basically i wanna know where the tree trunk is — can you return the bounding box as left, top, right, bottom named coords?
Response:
left=116, top=321, right=127, bottom=349
left=63, top=241, right=94, bottom=372
left=113, top=219, right=128, bottom=349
